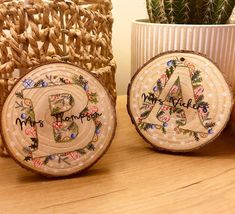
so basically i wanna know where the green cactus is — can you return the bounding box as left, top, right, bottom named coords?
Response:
left=202, top=0, right=218, bottom=24
left=146, top=0, right=168, bottom=23
left=214, top=0, right=235, bottom=24
left=164, top=0, right=193, bottom=24
left=146, top=0, right=235, bottom=24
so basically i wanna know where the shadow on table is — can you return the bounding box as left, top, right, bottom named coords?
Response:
left=17, top=167, right=110, bottom=183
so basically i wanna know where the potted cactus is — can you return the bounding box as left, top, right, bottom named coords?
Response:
left=132, top=1, right=235, bottom=92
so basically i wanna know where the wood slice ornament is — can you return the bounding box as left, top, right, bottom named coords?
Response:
left=1, top=63, right=116, bottom=177
left=127, top=51, right=233, bottom=152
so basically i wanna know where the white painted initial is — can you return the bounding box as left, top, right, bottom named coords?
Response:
left=143, top=65, right=208, bottom=133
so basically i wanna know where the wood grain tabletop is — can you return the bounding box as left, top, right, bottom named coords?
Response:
left=0, top=95, right=235, bottom=214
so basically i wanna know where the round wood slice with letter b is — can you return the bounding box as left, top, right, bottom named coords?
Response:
left=1, top=63, right=116, bottom=177
left=127, top=51, right=233, bottom=152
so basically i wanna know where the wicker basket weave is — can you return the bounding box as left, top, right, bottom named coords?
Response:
left=0, top=0, right=116, bottom=155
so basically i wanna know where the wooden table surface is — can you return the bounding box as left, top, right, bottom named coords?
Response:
left=1, top=95, right=235, bottom=214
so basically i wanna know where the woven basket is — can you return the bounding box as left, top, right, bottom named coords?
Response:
left=0, top=0, right=116, bottom=155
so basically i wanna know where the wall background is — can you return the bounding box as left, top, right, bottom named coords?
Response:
left=112, top=0, right=147, bottom=95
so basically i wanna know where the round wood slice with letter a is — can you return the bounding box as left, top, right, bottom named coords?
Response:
left=1, top=63, right=116, bottom=177
left=128, top=51, right=233, bottom=152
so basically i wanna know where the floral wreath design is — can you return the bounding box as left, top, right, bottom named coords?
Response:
left=15, top=74, right=102, bottom=168
left=138, top=57, right=216, bottom=142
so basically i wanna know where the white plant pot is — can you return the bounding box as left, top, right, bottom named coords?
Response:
left=131, top=20, right=235, bottom=92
